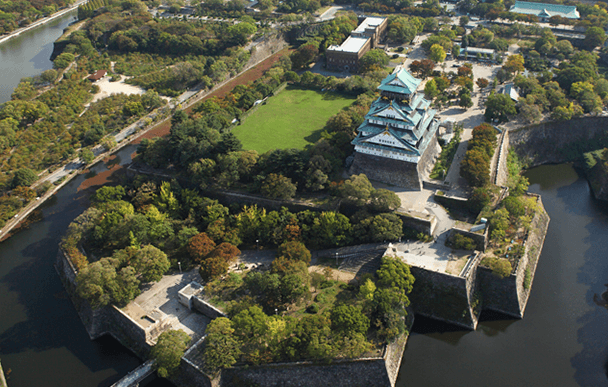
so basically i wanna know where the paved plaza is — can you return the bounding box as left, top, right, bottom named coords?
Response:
left=121, top=270, right=210, bottom=341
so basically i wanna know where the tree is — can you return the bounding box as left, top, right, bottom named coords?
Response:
left=429, top=44, right=446, bottom=63
left=208, top=242, right=241, bottom=263
left=199, top=256, right=229, bottom=281
left=369, top=189, right=401, bottom=212
left=202, top=317, right=242, bottom=375
left=409, top=59, right=435, bottom=78
left=150, top=330, right=191, bottom=378
left=277, top=241, right=311, bottom=264
left=187, top=233, right=216, bottom=263
left=476, top=78, right=489, bottom=89
left=260, top=173, right=297, bottom=199
left=376, top=256, right=415, bottom=294
left=424, top=78, right=438, bottom=98
left=330, top=305, right=370, bottom=337
left=75, top=258, right=119, bottom=309
left=485, top=93, right=516, bottom=123
left=359, top=278, right=376, bottom=300
left=53, top=52, right=75, bottom=69
left=133, top=245, right=170, bottom=283
left=92, top=185, right=125, bottom=203
left=12, top=167, right=37, bottom=188
left=80, top=149, right=95, bottom=164
left=336, top=174, right=373, bottom=206
left=584, top=26, right=606, bottom=50
left=359, top=49, right=389, bottom=73
left=460, top=149, right=490, bottom=187
left=459, top=91, right=473, bottom=110
left=290, top=43, right=318, bottom=70
left=503, top=54, right=524, bottom=74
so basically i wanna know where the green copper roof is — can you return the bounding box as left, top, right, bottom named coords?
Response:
left=378, top=69, right=422, bottom=95
left=509, top=1, right=579, bottom=19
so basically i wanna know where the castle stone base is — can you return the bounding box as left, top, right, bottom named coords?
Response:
left=349, top=136, right=440, bottom=190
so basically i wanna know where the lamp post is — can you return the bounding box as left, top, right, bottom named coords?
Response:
left=178, top=262, right=182, bottom=274
left=335, top=252, right=338, bottom=267
left=256, top=239, right=259, bottom=250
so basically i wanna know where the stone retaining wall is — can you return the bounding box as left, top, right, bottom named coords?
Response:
left=509, top=116, right=608, bottom=166
left=395, top=211, right=436, bottom=235
left=408, top=266, right=479, bottom=329
left=449, top=227, right=488, bottom=252
left=192, top=297, right=227, bottom=319
left=478, top=195, right=549, bottom=317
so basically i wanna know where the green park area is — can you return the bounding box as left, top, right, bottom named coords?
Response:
left=231, top=86, right=355, bottom=153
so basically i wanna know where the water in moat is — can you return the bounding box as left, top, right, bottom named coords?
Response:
left=0, top=145, right=176, bottom=387
left=397, top=163, right=608, bottom=387
left=0, top=11, right=77, bottom=104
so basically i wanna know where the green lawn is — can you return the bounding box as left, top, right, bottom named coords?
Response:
left=231, top=86, right=355, bottom=153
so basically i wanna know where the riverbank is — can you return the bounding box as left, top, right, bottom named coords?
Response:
left=0, top=1, right=85, bottom=46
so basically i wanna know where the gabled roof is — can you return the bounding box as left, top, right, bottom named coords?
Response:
left=378, top=68, right=421, bottom=95
left=352, top=127, right=420, bottom=156
left=509, top=1, right=579, bottom=19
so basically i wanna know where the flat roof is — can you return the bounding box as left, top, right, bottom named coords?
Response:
left=353, top=16, right=386, bottom=33
left=509, top=1, right=579, bottom=19
left=328, top=36, right=369, bottom=53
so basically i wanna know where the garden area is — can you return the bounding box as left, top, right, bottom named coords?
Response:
left=231, top=86, right=356, bottom=154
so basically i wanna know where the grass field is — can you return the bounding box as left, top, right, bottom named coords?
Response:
left=231, top=86, right=355, bottom=153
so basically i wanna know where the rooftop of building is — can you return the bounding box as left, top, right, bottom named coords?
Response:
left=378, top=68, right=422, bottom=95
left=353, top=16, right=386, bottom=33
left=509, top=1, right=579, bottom=19
left=460, top=47, right=495, bottom=54
left=327, top=35, right=370, bottom=53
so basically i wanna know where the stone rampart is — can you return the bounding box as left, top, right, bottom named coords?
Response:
left=350, top=152, right=422, bottom=189
left=192, top=297, right=228, bottom=319
left=408, top=266, right=479, bottom=329
left=55, top=248, right=153, bottom=358
left=509, top=116, right=608, bottom=166
left=449, top=227, right=488, bottom=252
left=219, top=328, right=410, bottom=387
left=395, top=210, right=436, bottom=235
left=478, top=195, right=549, bottom=317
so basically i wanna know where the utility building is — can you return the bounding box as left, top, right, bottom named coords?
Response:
left=326, top=16, right=388, bottom=73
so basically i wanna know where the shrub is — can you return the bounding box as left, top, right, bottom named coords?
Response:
left=319, top=280, right=334, bottom=289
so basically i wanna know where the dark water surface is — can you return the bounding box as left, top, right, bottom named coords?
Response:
left=0, top=11, right=77, bottom=104
left=396, top=164, right=608, bottom=387
left=0, top=146, right=155, bottom=387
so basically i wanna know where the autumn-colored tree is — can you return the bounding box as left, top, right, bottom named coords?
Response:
left=460, top=149, right=491, bottom=187
left=476, top=78, right=489, bottom=89
left=282, top=218, right=302, bottom=242
left=199, top=256, right=229, bottom=281
left=208, top=242, right=241, bottom=263
left=187, top=232, right=216, bottom=263
left=457, top=65, right=473, bottom=78
left=12, top=186, right=36, bottom=201
left=409, top=59, right=435, bottom=78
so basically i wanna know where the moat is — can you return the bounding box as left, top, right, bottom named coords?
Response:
left=0, top=149, right=606, bottom=387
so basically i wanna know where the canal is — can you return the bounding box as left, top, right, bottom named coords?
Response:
left=0, top=10, right=77, bottom=104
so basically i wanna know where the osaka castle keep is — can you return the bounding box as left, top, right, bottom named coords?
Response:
left=350, top=68, right=441, bottom=190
